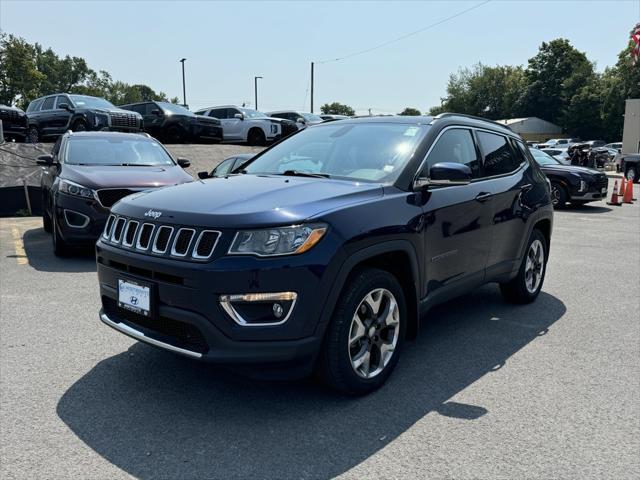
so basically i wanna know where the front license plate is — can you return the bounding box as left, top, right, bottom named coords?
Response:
left=118, top=278, right=151, bottom=317
left=601, top=187, right=607, bottom=194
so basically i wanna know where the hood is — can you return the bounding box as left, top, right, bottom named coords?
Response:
left=91, top=106, right=142, bottom=117
left=541, top=164, right=600, bottom=176
left=195, top=114, right=221, bottom=126
left=265, top=117, right=292, bottom=124
left=112, top=174, right=384, bottom=228
left=62, top=164, right=193, bottom=189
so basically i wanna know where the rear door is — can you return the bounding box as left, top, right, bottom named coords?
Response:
left=420, top=127, right=495, bottom=299
left=38, top=96, right=57, bottom=136
left=475, top=130, right=531, bottom=275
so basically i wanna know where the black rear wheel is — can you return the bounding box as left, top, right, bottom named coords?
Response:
left=500, top=229, right=547, bottom=304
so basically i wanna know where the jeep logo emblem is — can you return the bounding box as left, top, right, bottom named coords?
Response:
left=144, top=209, right=162, bottom=219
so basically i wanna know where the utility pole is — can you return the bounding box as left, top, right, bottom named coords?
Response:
left=254, top=76, right=263, bottom=110
left=368, top=108, right=372, bottom=116
left=310, top=62, right=314, bottom=113
left=179, top=58, right=187, bottom=107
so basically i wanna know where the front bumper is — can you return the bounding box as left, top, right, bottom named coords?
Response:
left=570, top=181, right=608, bottom=202
left=55, top=193, right=110, bottom=245
left=192, top=124, right=223, bottom=142
left=95, top=235, right=345, bottom=368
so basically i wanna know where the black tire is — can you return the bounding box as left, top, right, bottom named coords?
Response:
left=316, top=268, right=407, bottom=395
left=42, top=196, right=52, bottom=233
left=500, top=229, right=547, bottom=304
left=28, top=125, right=40, bottom=143
left=247, top=128, right=266, bottom=146
left=52, top=212, right=71, bottom=257
left=626, top=166, right=638, bottom=184
left=550, top=181, right=568, bottom=209
left=166, top=125, right=184, bottom=144
left=72, top=120, right=87, bottom=132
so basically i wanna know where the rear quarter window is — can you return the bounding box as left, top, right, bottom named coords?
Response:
left=477, top=131, right=520, bottom=177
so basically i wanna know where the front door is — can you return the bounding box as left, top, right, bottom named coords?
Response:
left=52, top=95, right=73, bottom=134
left=420, top=127, right=494, bottom=299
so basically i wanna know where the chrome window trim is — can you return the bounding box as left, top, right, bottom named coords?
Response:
left=191, top=230, right=221, bottom=260
left=413, top=125, right=526, bottom=187
left=121, top=220, right=139, bottom=247
left=102, top=214, right=116, bottom=239
left=219, top=292, right=297, bottom=327
left=111, top=217, right=126, bottom=243
left=135, top=223, right=155, bottom=251
left=170, top=228, right=196, bottom=257
left=63, top=209, right=90, bottom=229
left=152, top=226, right=174, bottom=254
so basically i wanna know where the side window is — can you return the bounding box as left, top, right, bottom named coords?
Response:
left=194, top=110, right=207, bottom=116
left=126, top=104, right=145, bottom=115
left=55, top=96, right=69, bottom=108
left=26, top=98, right=43, bottom=112
left=228, top=108, right=241, bottom=118
left=213, top=158, right=235, bottom=176
left=209, top=109, right=227, bottom=119
left=477, top=131, right=520, bottom=177
left=41, top=97, right=56, bottom=110
left=512, top=139, right=531, bottom=166
left=423, top=128, right=480, bottom=178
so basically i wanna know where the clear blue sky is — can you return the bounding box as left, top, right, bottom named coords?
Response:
left=1, top=0, right=638, bottom=115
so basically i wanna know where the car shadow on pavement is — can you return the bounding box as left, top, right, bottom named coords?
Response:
left=57, top=286, right=565, bottom=480
left=21, top=227, right=96, bottom=273
left=562, top=204, right=612, bottom=214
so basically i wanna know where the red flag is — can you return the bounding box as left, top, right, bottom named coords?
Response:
left=632, top=22, right=640, bottom=65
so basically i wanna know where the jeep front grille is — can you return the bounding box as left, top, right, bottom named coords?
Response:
left=101, top=215, right=220, bottom=261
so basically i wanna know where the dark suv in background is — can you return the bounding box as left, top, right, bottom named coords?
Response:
left=120, top=101, right=223, bottom=144
left=1, top=104, right=28, bottom=142
left=96, top=113, right=553, bottom=394
left=26, top=94, right=142, bottom=142
left=38, top=131, right=193, bottom=256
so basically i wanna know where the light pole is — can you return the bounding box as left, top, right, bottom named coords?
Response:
left=179, top=58, right=187, bottom=107
left=254, top=76, right=263, bottom=110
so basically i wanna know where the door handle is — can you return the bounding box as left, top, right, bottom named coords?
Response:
left=475, top=192, right=492, bottom=202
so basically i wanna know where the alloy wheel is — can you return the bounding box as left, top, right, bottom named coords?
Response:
left=348, top=288, right=400, bottom=379
left=550, top=185, right=560, bottom=206
left=525, top=239, right=545, bottom=294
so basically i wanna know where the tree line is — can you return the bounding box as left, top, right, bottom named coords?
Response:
left=0, top=32, right=179, bottom=110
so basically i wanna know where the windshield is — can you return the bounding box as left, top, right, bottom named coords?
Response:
left=242, top=122, right=428, bottom=182
left=530, top=148, right=561, bottom=166
left=69, top=95, right=115, bottom=109
left=158, top=102, right=192, bottom=115
left=65, top=137, right=175, bottom=166
left=239, top=108, right=268, bottom=119
left=302, top=113, right=323, bottom=122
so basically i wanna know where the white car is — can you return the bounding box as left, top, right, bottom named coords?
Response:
left=194, top=105, right=281, bottom=145
left=541, top=148, right=570, bottom=164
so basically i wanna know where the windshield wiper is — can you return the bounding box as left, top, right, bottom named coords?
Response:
left=280, top=170, right=330, bottom=178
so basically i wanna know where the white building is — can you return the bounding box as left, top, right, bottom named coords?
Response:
left=495, top=117, right=563, bottom=141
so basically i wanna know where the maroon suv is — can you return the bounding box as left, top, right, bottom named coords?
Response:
left=37, top=131, right=193, bottom=256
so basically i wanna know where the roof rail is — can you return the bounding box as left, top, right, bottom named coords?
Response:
left=433, top=112, right=513, bottom=131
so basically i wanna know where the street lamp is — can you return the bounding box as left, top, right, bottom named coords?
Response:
left=179, top=58, right=187, bottom=107
left=254, top=76, right=263, bottom=110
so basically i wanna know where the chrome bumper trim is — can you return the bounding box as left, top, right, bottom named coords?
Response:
left=100, top=311, right=202, bottom=359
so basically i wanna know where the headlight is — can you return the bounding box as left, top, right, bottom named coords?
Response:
left=93, top=114, right=109, bottom=127
left=229, top=224, right=327, bottom=256
left=579, top=180, right=587, bottom=192
left=59, top=179, right=95, bottom=199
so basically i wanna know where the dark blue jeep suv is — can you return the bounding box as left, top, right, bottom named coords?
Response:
left=96, top=113, right=553, bottom=394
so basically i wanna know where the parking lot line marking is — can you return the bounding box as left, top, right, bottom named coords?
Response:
left=10, top=226, right=27, bottom=265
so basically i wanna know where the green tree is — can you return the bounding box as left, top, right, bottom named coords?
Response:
left=398, top=107, right=421, bottom=116
left=0, top=33, right=45, bottom=108
left=321, top=102, right=355, bottom=116
left=516, top=39, right=595, bottom=127
left=428, top=63, right=526, bottom=119
left=564, top=78, right=604, bottom=139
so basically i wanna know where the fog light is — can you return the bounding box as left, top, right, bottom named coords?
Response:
left=219, top=292, right=297, bottom=326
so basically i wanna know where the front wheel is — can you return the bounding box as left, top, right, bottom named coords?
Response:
left=72, top=120, right=87, bottom=132
left=317, top=268, right=406, bottom=395
left=52, top=212, right=71, bottom=257
left=247, top=128, right=266, bottom=146
left=28, top=126, right=40, bottom=143
left=550, top=182, right=567, bottom=209
left=42, top=195, right=52, bottom=233
left=500, top=229, right=547, bottom=304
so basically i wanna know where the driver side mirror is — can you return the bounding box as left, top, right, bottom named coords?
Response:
left=151, top=109, right=162, bottom=116
left=296, top=117, right=306, bottom=124
left=36, top=154, right=55, bottom=166
left=413, top=162, right=472, bottom=190
left=58, top=103, right=73, bottom=112
left=234, top=113, right=245, bottom=120
left=177, top=158, right=191, bottom=168
left=197, top=171, right=210, bottom=179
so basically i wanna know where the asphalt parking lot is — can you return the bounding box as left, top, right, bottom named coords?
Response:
left=1, top=179, right=638, bottom=480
